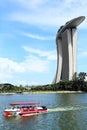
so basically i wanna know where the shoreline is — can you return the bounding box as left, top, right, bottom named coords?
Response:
left=23, top=90, right=85, bottom=94
left=0, top=90, right=85, bottom=95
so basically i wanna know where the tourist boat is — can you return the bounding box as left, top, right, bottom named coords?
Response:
left=4, top=102, right=47, bottom=117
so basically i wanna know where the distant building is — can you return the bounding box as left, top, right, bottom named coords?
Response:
left=53, top=16, right=85, bottom=83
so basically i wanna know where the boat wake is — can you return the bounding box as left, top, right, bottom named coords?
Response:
left=4, top=104, right=87, bottom=120
left=48, top=104, right=87, bottom=113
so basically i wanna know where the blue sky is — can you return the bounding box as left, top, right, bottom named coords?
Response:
left=0, top=0, right=87, bottom=86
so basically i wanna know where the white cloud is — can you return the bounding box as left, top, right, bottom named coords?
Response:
left=0, top=46, right=56, bottom=81
left=17, top=80, right=29, bottom=86
left=21, top=32, right=55, bottom=40
left=21, top=55, right=49, bottom=73
left=6, top=0, right=87, bottom=28
left=0, top=73, right=13, bottom=79
left=0, top=56, right=48, bottom=75
left=16, top=0, right=48, bottom=9
left=23, top=46, right=57, bottom=60
left=0, top=58, right=25, bottom=73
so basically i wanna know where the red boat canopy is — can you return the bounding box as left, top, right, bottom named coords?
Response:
left=10, top=102, right=39, bottom=106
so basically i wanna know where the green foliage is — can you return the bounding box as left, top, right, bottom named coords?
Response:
left=30, top=72, right=87, bottom=92
left=78, top=72, right=87, bottom=81
left=0, top=83, right=28, bottom=93
left=0, top=72, right=87, bottom=93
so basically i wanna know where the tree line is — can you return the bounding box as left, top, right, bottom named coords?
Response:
left=0, top=72, right=87, bottom=93
left=31, top=72, right=87, bottom=92
left=0, top=83, right=28, bottom=93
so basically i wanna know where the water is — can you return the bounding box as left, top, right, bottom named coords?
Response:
left=1, top=93, right=87, bottom=130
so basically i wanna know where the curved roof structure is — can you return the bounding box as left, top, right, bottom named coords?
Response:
left=57, top=16, right=85, bottom=38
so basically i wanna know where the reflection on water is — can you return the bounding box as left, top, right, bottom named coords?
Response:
left=59, top=111, right=78, bottom=130
left=1, top=93, right=87, bottom=130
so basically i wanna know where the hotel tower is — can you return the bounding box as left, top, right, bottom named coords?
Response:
left=53, top=16, right=85, bottom=83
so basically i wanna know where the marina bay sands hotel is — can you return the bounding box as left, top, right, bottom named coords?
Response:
left=53, top=16, right=85, bottom=83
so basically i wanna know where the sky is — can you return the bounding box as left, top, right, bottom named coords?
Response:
left=0, top=0, right=87, bottom=86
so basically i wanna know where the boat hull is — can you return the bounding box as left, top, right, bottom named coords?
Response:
left=4, top=107, right=47, bottom=117
left=4, top=108, right=20, bottom=117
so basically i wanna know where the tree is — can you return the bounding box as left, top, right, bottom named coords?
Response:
left=78, top=72, right=87, bottom=81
